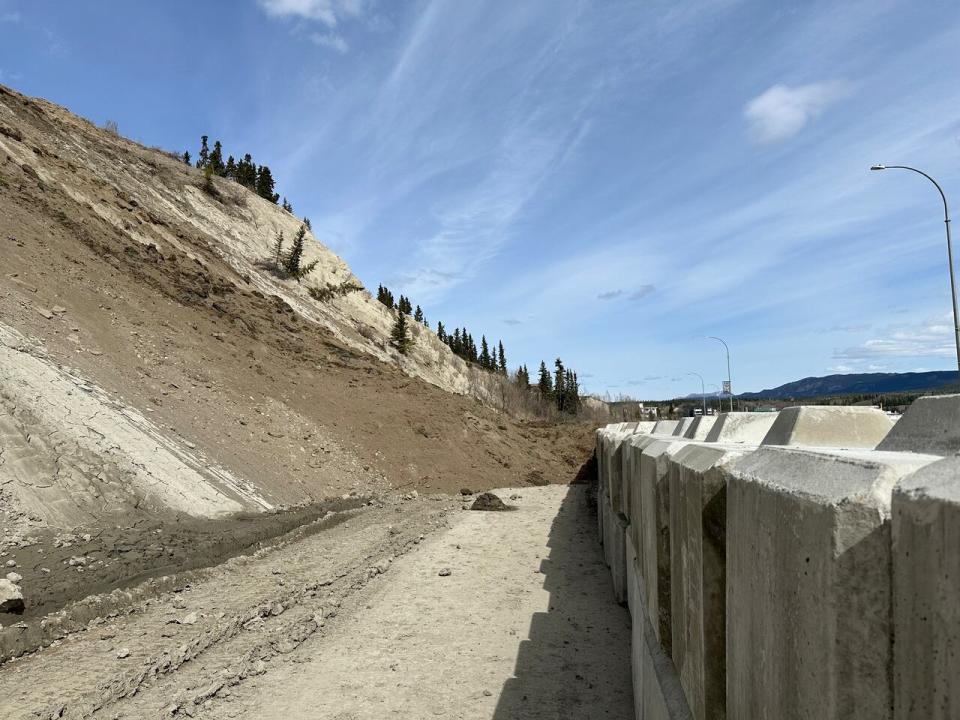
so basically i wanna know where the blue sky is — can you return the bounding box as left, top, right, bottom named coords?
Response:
left=2, top=0, right=960, bottom=398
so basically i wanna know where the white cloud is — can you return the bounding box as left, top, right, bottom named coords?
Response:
left=834, top=314, right=955, bottom=359
left=258, top=0, right=363, bottom=27
left=1, top=11, right=20, bottom=23
left=310, top=31, right=349, bottom=53
left=744, top=81, right=847, bottom=144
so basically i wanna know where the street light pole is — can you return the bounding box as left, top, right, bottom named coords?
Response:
left=707, top=336, right=734, bottom=412
left=871, top=164, right=960, bottom=374
left=686, top=372, right=707, bottom=417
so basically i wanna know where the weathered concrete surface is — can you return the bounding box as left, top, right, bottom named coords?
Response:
left=653, top=420, right=681, bottom=435
left=704, top=412, right=777, bottom=444
left=892, top=456, right=960, bottom=720
left=628, top=541, right=694, bottom=720
left=761, top=405, right=893, bottom=448
left=673, top=418, right=695, bottom=437
left=878, top=394, right=960, bottom=455
left=683, top=415, right=717, bottom=440
left=669, top=444, right=745, bottom=720
left=726, top=446, right=936, bottom=720
left=637, top=438, right=689, bottom=652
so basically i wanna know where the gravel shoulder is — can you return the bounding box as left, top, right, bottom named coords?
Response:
left=199, top=485, right=632, bottom=720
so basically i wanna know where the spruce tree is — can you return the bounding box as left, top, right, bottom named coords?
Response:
left=237, top=154, right=257, bottom=188
left=281, top=224, right=319, bottom=281
left=225, top=155, right=237, bottom=180
left=390, top=311, right=413, bottom=354
left=554, top=358, right=566, bottom=412
left=272, top=230, right=285, bottom=270
left=209, top=141, right=225, bottom=175
left=397, top=295, right=412, bottom=315
left=497, top=341, right=506, bottom=373
left=480, top=336, right=491, bottom=369
left=376, top=285, right=395, bottom=309
left=196, top=135, right=210, bottom=168
left=182, top=151, right=191, bottom=165
left=437, top=321, right=446, bottom=342
left=452, top=329, right=462, bottom=356
left=256, top=166, right=279, bottom=203
left=537, top=361, right=553, bottom=398
left=414, top=305, right=424, bottom=323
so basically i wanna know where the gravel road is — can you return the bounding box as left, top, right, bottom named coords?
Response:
left=0, top=486, right=632, bottom=719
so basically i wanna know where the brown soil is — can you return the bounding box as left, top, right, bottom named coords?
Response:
left=0, top=83, right=596, bottom=621
left=0, top=82, right=594, bottom=506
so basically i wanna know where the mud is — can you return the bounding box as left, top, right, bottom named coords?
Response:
left=3, top=496, right=366, bottom=622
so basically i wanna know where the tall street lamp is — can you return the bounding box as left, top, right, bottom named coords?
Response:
left=870, top=164, right=960, bottom=373
left=686, top=372, right=707, bottom=417
left=707, top=336, right=734, bottom=412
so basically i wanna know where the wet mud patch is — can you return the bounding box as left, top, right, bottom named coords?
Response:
left=3, top=496, right=367, bottom=621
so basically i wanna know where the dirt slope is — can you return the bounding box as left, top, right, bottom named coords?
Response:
left=0, top=84, right=596, bottom=627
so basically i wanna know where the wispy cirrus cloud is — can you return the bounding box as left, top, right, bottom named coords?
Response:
left=311, top=31, right=349, bottom=53
left=744, top=81, right=847, bottom=144
left=597, top=285, right=655, bottom=301
left=0, top=11, right=20, bottom=23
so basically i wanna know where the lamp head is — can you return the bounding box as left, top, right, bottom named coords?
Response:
left=870, top=164, right=886, bottom=171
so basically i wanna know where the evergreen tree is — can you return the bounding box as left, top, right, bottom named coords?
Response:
left=554, top=358, right=566, bottom=411
left=224, top=155, right=237, bottom=180
left=397, top=295, right=412, bottom=315
left=281, top=197, right=293, bottom=213
left=272, top=230, right=285, bottom=270
left=256, top=165, right=279, bottom=203
left=537, top=361, right=553, bottom=398
left=516, top=364, right=530, bottom=389
left=497, top=341, right=507, bottom=374
left=376, top=284, right=395, bottom=309
left=390, top=311, right=413, bottom=354
left=196, top=135, right=210, bottom=168
left=565, top=370, right=580, bottom=414
left=303, top=217, right=312, bottom=230
left=281, top=224, right=319, bottom=281
left=414, top=305, right=424, bottom=323
left=209, top=141, right=225, bottom=175
left=182, top=151, right=191, bottom=165
left=480, top=336, right=491, bottom=369
left=237, top=154, right=257, bottom=188
left=437, top=321, right=446, bottom=342
left=452, top=328, right=462, bottom=356
left=467, top=334, right=478, bottom=362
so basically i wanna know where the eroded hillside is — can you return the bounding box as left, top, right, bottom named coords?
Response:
left=0, top=83, right=594, bottom=537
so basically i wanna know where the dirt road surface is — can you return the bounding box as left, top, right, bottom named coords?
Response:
left=0, top=485, right=632, bottom=719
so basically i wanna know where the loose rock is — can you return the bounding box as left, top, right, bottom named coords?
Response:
left=470, top=492, right=510, bottom=511
left=0, top=578, right=25, bottom=614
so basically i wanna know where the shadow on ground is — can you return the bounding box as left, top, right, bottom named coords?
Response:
left=493, top=460, right=633, bottom=719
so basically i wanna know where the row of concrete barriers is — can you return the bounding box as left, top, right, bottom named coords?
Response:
left=596, top=396, right=960, bottom=719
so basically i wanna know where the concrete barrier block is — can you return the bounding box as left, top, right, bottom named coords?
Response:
left=878, top=394, right=960, bottom=455
left=669, top=443, right=746, bottom=720
left=761, top=405, right=893, bottom=448
left=892, top=456, right=960, bottom=719
left=653, top=419, right=681, bottom=435
left=683, top=415, right=717, bottom=440
left=726, top=446, right=936, bottom=720
left=673, top=418, right=695, bottom=437
left=638, top=438, right=689, bottom=653
left=704, top=412, right=778, bottom=443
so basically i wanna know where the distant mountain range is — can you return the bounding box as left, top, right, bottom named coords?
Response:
left=735, top=371, right=959, bottom=399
